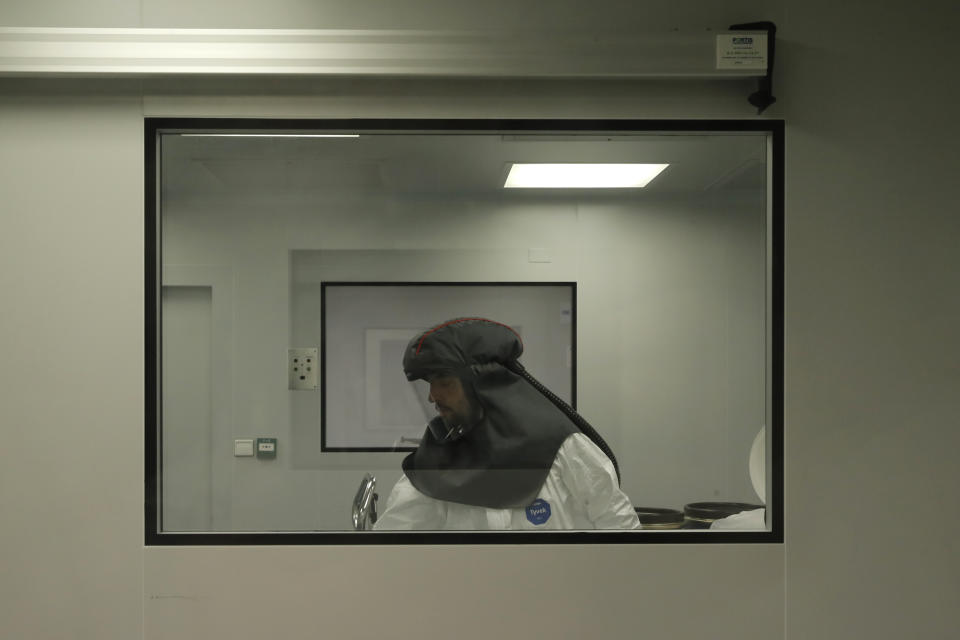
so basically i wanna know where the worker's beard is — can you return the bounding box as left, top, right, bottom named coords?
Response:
left=438, top=397, right=483, bottom=435
left=439, top=397, right=483, bottom=440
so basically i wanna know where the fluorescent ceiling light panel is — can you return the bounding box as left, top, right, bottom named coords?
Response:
left=504, top=163, right=669, bottom=188
left=180, top=134, right=360, bottom=138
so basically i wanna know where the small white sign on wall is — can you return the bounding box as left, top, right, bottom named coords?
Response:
left=716, top=33, right=768, bottom=70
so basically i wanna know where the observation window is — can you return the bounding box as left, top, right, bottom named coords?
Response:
left=146, top=119, right=783, bottom=544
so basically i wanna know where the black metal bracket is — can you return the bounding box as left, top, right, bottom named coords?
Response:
left=729, top=21, right=777, bottom=114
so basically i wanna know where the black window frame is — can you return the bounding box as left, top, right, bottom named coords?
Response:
left=145, top=117, right=784, bottom=545
left=318, top=281, right=578, bottom=453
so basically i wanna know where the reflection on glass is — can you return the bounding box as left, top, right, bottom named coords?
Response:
left=157, top=127, right=773, bottom=536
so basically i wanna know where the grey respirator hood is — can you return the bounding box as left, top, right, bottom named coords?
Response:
left=400, top=318, right=583, bottom=509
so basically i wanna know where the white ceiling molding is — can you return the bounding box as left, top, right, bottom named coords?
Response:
left=0, top=27, right=766, bottom=78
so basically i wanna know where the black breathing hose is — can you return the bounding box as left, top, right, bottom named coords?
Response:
left=504, top=360, right=622, bottom=485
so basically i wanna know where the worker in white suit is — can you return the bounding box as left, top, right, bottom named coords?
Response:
left=374, top=317, right=640, bottom=531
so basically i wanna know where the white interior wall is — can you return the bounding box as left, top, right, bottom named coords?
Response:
left=162, top=286, right=214, bottom=531
left=2, top=0, right=958, bottom=639
left=780, top=2, right=960, bottom=637
left=0, top=95, right=146, bottom=640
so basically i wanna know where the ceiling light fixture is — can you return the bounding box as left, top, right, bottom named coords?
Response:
left=504, top=163, right=669, bottom=188
left=179, top=134, right=360, bottom=138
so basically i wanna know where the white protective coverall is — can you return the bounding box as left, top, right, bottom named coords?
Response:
left=374, top=433, right=641, bottom=530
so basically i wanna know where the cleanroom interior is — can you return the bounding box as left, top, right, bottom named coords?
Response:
left=158, top=128, right=773, bottom=532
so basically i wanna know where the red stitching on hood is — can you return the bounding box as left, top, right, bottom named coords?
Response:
left=414, top=317, right=523, bottom=356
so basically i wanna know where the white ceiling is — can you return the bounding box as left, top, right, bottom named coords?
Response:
left=162, top=131, right=767, bottom=197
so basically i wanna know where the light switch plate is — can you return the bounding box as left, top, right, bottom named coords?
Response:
left=288, top=348, right=318, bottom=390
left=234, top=439, right=254, bottom=456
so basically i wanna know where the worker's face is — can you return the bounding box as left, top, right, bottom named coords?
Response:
left=428, top=374, right=473, bottom=429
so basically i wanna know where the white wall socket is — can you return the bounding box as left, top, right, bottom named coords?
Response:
left=288, top=348, right=318, bottom=390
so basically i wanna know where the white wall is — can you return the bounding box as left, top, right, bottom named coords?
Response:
left=1, top=1, right=958, bottom=640
left=780, top=1, right=960, bottom=637
left=0, top=95, right=145, bottom=639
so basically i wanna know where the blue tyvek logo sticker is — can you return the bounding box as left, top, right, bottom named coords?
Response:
left=525, top=499, right=551, bottom=525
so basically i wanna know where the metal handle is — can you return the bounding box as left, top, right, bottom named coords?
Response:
left=351, top=473, right=378, bottom=531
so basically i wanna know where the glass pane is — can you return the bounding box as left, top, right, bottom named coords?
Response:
left=157, top=125, right=774, bottom=536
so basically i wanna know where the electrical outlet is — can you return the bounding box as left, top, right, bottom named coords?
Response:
left=288, top=348, right=318, bottom=390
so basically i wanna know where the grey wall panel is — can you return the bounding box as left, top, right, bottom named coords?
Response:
left=0, top=95, right=145, bottom=640
left=779, top=1, right=960, bottom=638
left=144, top=545, right=785, bottom=640
left=0, top=0, right=141, bottom=27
